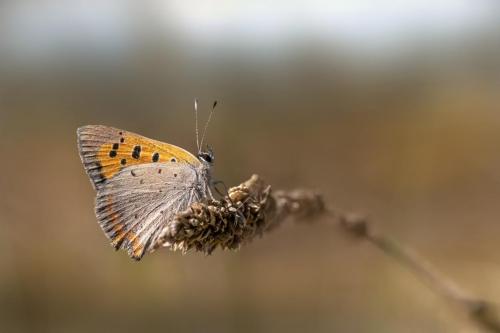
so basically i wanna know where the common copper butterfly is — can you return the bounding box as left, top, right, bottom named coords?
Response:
left=77, top=101, right=216, bottom=260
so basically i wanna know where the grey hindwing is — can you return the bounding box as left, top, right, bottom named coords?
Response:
left=95, top=162, right=208, bottom=259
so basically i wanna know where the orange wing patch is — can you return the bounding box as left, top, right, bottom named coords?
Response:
left=77, top=125, right=200, bottom=189
left=96, top=133, right=196, bottom=179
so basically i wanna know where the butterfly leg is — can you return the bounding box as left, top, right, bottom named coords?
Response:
left=211, top=180, right=228, bottom=198
left=206, top=183, right=216, bottom=200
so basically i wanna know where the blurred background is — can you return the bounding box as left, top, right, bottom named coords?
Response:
left=1, top=1, right=500, bottom=332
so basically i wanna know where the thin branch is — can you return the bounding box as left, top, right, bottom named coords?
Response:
left=334, top=213, right=500, bottom=333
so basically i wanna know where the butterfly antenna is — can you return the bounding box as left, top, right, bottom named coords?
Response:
left=200, top=100, right=217, bottom=150
left=194, top=98, right=200, bottom=153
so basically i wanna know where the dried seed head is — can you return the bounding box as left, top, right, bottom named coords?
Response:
left=156, top=174, right=325, bottom=254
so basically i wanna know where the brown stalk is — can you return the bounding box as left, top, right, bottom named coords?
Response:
left=156, top=174, right=500, bottom=332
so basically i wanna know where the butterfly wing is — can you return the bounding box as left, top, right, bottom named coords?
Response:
left=77, top=125, right=200, bottom=190
left=96, top=162, right=208, bottom=260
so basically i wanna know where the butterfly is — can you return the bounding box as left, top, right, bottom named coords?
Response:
left=77, top=101, right=216, bottom=260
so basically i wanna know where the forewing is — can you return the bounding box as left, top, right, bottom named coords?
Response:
left=77, top=125, right=200, bottom=190
left=95, top=162, right=206, bottom=260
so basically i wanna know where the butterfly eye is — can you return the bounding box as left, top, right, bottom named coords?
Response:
left=198, top=152, right=214, bottom=164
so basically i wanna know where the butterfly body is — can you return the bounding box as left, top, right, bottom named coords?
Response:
left=77, top=125, right=213, bottom=260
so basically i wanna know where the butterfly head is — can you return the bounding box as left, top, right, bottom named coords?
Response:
left=198, top=146, right=215, bottom=165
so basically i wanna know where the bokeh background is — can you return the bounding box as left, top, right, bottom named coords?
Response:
left=1, top=1, right=500, bottom=332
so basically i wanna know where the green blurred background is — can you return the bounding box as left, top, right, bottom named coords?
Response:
left=1, top=1, right=500, bottom=332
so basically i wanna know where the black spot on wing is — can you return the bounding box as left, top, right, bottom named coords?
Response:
left=132, top=145, right=141, bottom=159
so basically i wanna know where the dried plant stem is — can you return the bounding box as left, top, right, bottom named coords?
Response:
left=159, top=174, right=500, bottom=332
left=333, top=213, right=500, bottom=333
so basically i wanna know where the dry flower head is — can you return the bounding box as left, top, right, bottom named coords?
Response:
left=156, top=174, right=325, bottom=254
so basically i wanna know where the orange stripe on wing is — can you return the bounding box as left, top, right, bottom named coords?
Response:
left=99, top=195, right=127, bottom=249
left=125, top=232, right=145, bottom=260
